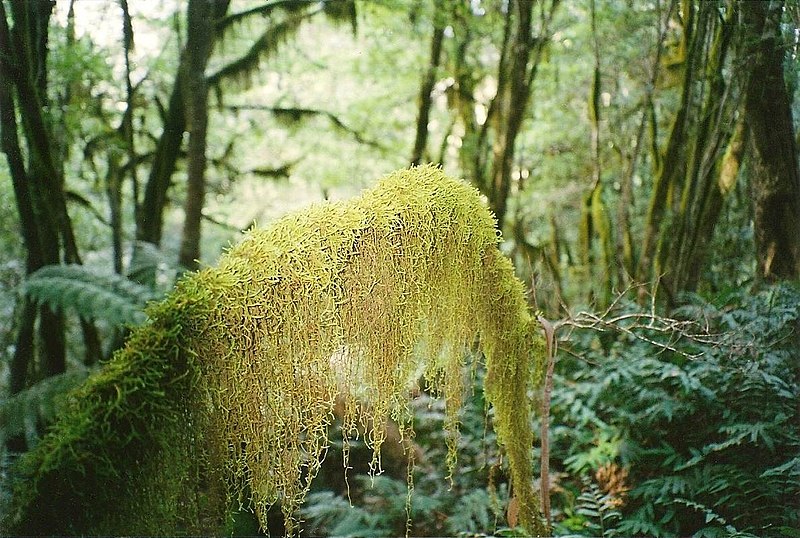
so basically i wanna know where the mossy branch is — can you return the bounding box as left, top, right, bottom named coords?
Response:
left=6, top=166, right=547, bottom=536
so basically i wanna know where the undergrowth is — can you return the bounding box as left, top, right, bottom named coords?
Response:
left=550, top=283, right=800, bottom=537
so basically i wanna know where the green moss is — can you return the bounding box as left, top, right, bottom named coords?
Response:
left=5, top=165, right=547, bottom=536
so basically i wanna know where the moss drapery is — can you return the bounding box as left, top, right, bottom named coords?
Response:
left=5, top=165, right=546, bottom=536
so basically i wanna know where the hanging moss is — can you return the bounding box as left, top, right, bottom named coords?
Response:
left=4, top=165, right=546, bottom=536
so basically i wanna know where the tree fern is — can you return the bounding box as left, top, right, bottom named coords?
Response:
left=23, top=264, right=155, bottom=327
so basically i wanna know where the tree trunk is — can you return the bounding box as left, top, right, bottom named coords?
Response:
left=741, top=0, right=800, bottom=281
left=2, top=0, right=106, bottom=382
left=410, top=1, right=445, bottom=167
left=579, top=0, right=613, bottom=306
left=487, top=0, right=533, bottom=227
left=137, top=76, right=186, bottom=247
left=178, top=0, right=219, bottom=271
left=137, top=1, right=230, bottom=253
left=637, top=0, right=700, bottom=290
left=448, top=0, right=559, bottom=229
left=659, top=1, right=740, bottom=297
left=1, top=0, right=67, bottom=380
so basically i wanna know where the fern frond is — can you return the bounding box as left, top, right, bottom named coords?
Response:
left=760, top=456, right=800, bottom=477
left=128, top=241, right=178, bottom=290
left=0, top=369, right=90, bottom=444
left=23, top=265, right=154, bottom=327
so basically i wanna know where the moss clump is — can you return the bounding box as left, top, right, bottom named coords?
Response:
left=5, top=165, right=546, bottom=536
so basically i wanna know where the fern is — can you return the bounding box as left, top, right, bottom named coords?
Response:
left=0, top=369, right=90, bottom=447
left=23, top=264, right=155, bottom=327
left=553, top=283, right=800, bottom=536
left=0, top=370, right=92, bottom=520
left=573, top=478, right=622, bottom=537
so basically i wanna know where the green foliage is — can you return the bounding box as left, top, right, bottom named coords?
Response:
left=301, top=366, right=514, bottom=537
left=550, top=283, right=800, bottom=536
left=23, top=264, right=156, bottom=327
left=568, top=477, right=623, bottom=537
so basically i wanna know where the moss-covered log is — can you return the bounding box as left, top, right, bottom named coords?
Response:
left=4, top=166, right=546, bottom=535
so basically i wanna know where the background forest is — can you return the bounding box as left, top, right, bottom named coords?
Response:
left=1, top=0, right=799, bottom=536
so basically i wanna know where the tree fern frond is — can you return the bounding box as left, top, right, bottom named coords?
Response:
left=127, top=241, right=179, bottom=291
left=0, top=369, right=90, bottom=445
left=760, top=456, right=800, bottom=477
left=23, top=265, right=154, bottom=327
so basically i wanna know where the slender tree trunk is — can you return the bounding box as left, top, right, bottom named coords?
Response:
left=178, top=0, right=219, bottom=270
left=138, top=77, right=186, bottom=247
left=616, top=0, right=675, bottom=285
left=2, top=0, right=67, bottom=378
left=487, top=0, right=533, bottom=227
left=741, top=0, right=800, bottom=281
left=579, top=0, right=613, bottom=306
left=120, top=0, right=138, bottom=270
left=0, top=3, right=38, bottom=407
left=137, top=1, right=229, bottom=252
left=410, top=1, right=445, bottom=167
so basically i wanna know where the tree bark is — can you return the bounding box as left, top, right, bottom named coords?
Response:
left=660, top=1, right=740, bottom=297
left=637, top=0, right=700, bottom=289
left=487, top=0, right=533, bottom=227
left=741, top=0, right=800, bottom=281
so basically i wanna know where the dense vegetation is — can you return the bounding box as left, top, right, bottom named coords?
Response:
left=1, top=0, right=799, bottom=535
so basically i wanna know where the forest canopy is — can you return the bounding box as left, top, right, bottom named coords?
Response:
left=1, top=0, right=799, bottom=536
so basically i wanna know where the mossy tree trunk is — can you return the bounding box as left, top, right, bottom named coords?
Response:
left=741, top=0, right=800, bottom=281
left=637, top=0, right=701, bottom=295
left=637, top=0, right=746, bottom=305
left=444, top=0, right=560, bottom=229
left=658, top=1, right=741, bottom=298
left=579, top=0, right=613, bottom=307
left=486, top=0, right=560, bottom=228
